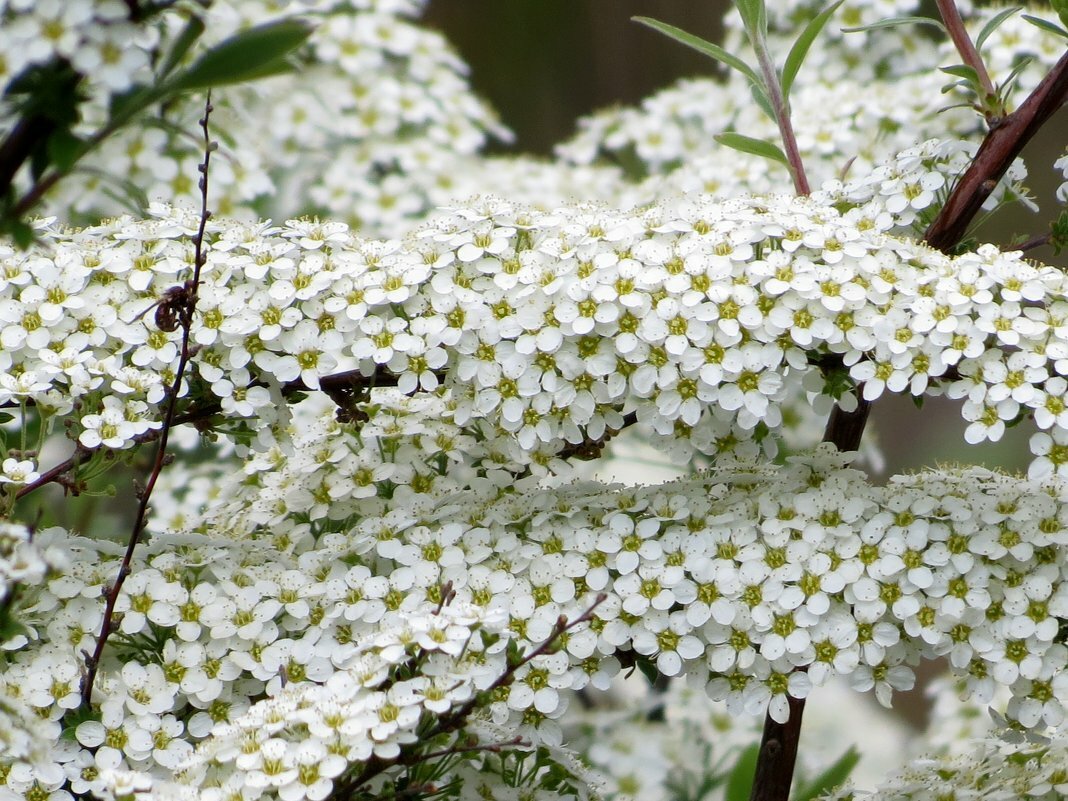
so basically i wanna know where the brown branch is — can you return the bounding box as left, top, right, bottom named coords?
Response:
left=79, top=94, right=216, bottom=708
left=1013, top=232, right=1052, bottom=253
left=924, top=48, right=1068, bottom=252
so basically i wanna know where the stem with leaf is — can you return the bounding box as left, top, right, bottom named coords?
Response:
left=735, top=1, right=810, bottom=195
left=936, top=0, right=996, bottom=99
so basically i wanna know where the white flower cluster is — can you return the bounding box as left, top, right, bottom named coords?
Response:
left=30, top=0, right=506, bottom=237
left=559, top=2, right=1056, bottom=215
left=0, top=0, right=157, bottom=97
left=825, top=729, right=1068, bottom=801
left=1056, top=150, right=1068, bottom=204
left=0, top=520, right=63, bottom=765
left=128, top=604, right=587, bottom=801
left=0, top=520, right=50, bottom=591
left=4, top=435, right=1068, bottom=799
left=3, top=178, right=1066, bottom=481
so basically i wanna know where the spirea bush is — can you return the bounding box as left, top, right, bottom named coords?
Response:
left=2, top=1, right=1068, bottom=801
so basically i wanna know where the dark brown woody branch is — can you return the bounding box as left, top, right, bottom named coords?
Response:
left=924, top=49, right=1068, bottom=252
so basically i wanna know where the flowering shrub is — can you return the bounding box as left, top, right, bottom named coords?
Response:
left=2, top=1, right=1068, bottom=801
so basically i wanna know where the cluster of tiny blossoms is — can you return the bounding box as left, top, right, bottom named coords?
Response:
left=42, top=0, right=507, bottom=237
left=134, top=603, right=596, bottom=801
left=559, top=2, right=1055, bottom=214
left=824, top=729, right=1068, bottom=801
left=0, top=0, right=158, bottom=99
left=4, top=175, right=1068, bottom=484
left=4, top=431, right=1068, bottom=799
left=0, top=520, right=64, bottom=763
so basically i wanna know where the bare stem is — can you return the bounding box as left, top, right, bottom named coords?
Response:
left=748, top=31, right=810, bottom=195
left=936, top=0, right=997, bottom=99
left=79, top=93, right=215, bottom=708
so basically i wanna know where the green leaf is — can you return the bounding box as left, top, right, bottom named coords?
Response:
left=940, top=64, right=980, bottom=83
left=794, top=747, right=861, bottom=801
left=975, top=7, right=1021, bottom=51
left=633, top=16, right=763, bottom=88
left=1050, top=209, right=1068, bottom=256
left=1021, top=14, right=1068, bottom=40
left=166, top=19, right=314, bottom=92
left=0, top=214, right=35, bottom=249
left=841, top=15, right=945, bottom=34
left=46, top=128, right=84, bottom=173
left=732, top=0, right=767, bottom=38
left=715, top=132, right=789, bottom=167
left=724, top=744, right=760, bottom=801
left=1054, top=0, right=1068, bottom=29
left=157, top=15, right=207, bottom=80
left=635, top=654, right=660, bottom=685
left=781, top=0, right=846, bottom=99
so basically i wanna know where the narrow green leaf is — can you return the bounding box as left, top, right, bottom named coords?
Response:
left=794, top=747, right=861, bottom=801
left=633, top=16, right=763, bottom=88
left=1021, top=14, right=1068, bottom=40
left=723, top=744, right=760, bottom=801
left=999, top=54, right=1035, bottom=93
left=0, top=213, right=35, bottom=249
left=782, top=0, right=846, bottom=98
left=976, top=7, right=1021, bottom=50
left=940, top=64, right=980, bottom=83
left=157, top=15, right=207, bottom=80
left=732, top=0, right=767, bottom=38
left=715, top=132, right=789, bottom=167
left=842, top=15, right=945, bottom=34
left=107, top=83, right=167, bottom=130
left=166, top=19, right=314, bottom=92
left=635, top=654, right=659, bottom=685
left=1055, top=0, right=1068, bottom=29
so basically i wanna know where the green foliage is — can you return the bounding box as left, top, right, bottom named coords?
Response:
left=166, top=19, right=313, bottom=92
left=0, top=14, right=313, bottom=247
left=724, top=743, right=761, bottom=801
left=841, top=15, right=946, bottom=34
left=1052, top=0, right=1068, bottom=29
left=781, top=0, right=845, bottom=99
left=714, top=132, right=789, bottom=167
left=632, top=17, right=763, bottom=90
left=1050, top=209, right=1068, bottom=255
left=794, top=747, right=861, bottom=801
left=975, top=7, right=1022, bottom=50
left=732, top=0, right=768, bottom=39
left=1023, top=13, right=1068, bottom=39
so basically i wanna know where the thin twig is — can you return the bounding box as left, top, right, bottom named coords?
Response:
left=1013, top=232, right=1052, bottom=253
left=331, top=595, right=606, bottom=799
left=78, top=92, right=215, bottom=708
left=936, top=0, right=997, bottom=99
